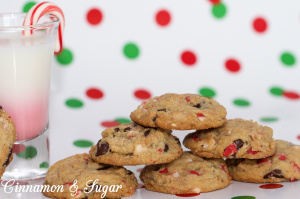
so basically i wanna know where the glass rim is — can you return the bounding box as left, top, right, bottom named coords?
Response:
left=0, top=13, right=60, bottom=29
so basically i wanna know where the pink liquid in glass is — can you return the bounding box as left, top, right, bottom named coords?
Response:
left=0, top=34, right=54, bottom=141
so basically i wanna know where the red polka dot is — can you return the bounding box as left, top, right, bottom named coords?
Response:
left=86, top=88, right=104, bottom=99
left=134, top=89, right=151, bottom=100
left=283, top=91, right=300, bottom=99
left=176, top=193, right=200, bottom=197
left=259, top=184, right=283, bottom=189
left=156, top=10, right=171, bottom=26
left=87, top=8, right=103, bottom=25
left=297, top=135, right=300, bottom=140
left=208, top=0, right=221, bottom=5
left=181, top=51, right=197, bottom=66
left=253, top=17, right=267, bottom=33
left=101, top=121, right=120, bottom=128
left=225, top=59, right=241, bottom=72
left=12, top=144, right=26, bottom=154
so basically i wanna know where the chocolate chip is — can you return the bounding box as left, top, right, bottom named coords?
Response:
left=95, top=142, right=109, bottom=156
left=233, top=139, right=244, bottom=150
left=233, top=159, right=245, bottom=166
left=0, top=106, right=2, bottom=110
left=3, top=148, right=13, bottom=167
left=81, top=197, right=88, bottom=199
left=193, top=104, right=201, bottom=108
left=127, top=170, right=133, bottom=175
left=152, top=166, right=160, bottom=171
left=97, top=165, right=111, bottom=170
left=144, top=130, right=151, bottom=137
left=157, top=108, right=166, bottom=112
left=174, top=137, right=181, bottom=146
left=124, top=127, right=131, bottom=132
left=153, top=116, right=158, bottom=122
left=114, top=128, right=120, bottom=132
left=164, top=144, right=169, bottom=152
left=263, top=169, right=284, bottom=179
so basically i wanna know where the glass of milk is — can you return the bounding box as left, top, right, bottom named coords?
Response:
left=0, top=13, right=59, bottom=183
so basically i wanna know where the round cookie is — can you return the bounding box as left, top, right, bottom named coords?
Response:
left=130, top=93, right=227, bottom=130
left=43, top=153, right=138, bottom=199
left=89, top=122, right=183, bottom=166
left=183, top=118, right=275, bottom=159
left=140, top=151, right=232, bottom=194
left=226, top=140, right=300, bottom=183
left=0, top=106, right=16, bottom=179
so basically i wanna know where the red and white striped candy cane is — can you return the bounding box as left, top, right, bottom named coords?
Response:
left=23, top=2, right=65, bottom=54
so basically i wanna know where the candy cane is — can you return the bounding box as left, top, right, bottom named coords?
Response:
left=23, top=2, right=65, bottom=54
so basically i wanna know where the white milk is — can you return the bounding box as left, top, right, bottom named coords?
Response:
left=0, top=33, right=55, bottom=141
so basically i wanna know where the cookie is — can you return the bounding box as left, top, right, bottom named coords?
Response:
left=226, top=140, right=300, bottom=183
left=0, top=106, right=16, bottom=179
left=140, top=151, right=232, bottom=194
left=43, top=153, right=138, bottom=199
left=89, top=122, right=182, bottom=166
left=183, top=118, right=275, bottom=159
left=130, top=93, right=227, bottom=130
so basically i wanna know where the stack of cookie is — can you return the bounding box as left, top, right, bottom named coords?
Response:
left=88, top=93, right=232, bottom=195
left=127, top=93, right=232, bottom=194
left=41, top=93, right=300, bottom=198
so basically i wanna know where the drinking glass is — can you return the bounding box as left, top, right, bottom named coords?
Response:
left=0, top=13, right=59, bottom=182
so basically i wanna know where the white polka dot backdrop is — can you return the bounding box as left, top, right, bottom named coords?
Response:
left=0, top=0, right=300, bottom=199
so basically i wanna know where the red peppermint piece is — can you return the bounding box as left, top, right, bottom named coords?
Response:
left=197, top=113, right=205, bottom=117
left=293, top=163, right=300, bottom=172
left=223, top=143, right=237, bottom=156
left=291, top=177, right=295, bottom=182
left=257, top=158, right=270, bottom=164
left=193, top=135, right=200, bottom=142
left=221, top=164, right=226, bottom=172
left=189, top=171, right=200, bottom=176
left=159, top=168, right=168, bottom=173
left=84, top=158, right=89, bottom=162
left=63, top=183, right=73, bottom=186
left=185, top=96, right=191, bottom=102
left=158, top=148, right=163, bottom=152
left=247, top=148, right=259, bottom=155
left=277, top=154, right=286, bottom=160
left=74, top=190, right=81, bottom=197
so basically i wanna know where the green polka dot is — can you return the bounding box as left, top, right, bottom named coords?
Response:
left=115, top=118, right=132, bottom=124
left=231, top=196, right=255, bottom=199
left=73, top=140, right=93, bottom=148
left=270, top=87, right=284, bottom=96
left=56, top=48, right=73, bottom=65
left=39, top=162, right=49, bottom=168
left=65, top=98, right=84, bottom=108
left=23, top=1, right=36, bottom=13
left=199, top=87, right=216, bottom=98
left=281, top=52, right=296, bottom=66
left=233, top=99, right=250, bottom=107
left=123, top=43, right=139, bottom=59
left=260, top=117, right=278, bottom=122
left=212, top=3, right=227, bottom=19
left=16, top=146, right=37, bottom=159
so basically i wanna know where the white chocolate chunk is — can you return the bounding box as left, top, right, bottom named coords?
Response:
left=190, top=187, right=201, bottom=193
left=172, top=172, right=179, bottom=177
left=134, top=144, right=147, bottom=154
